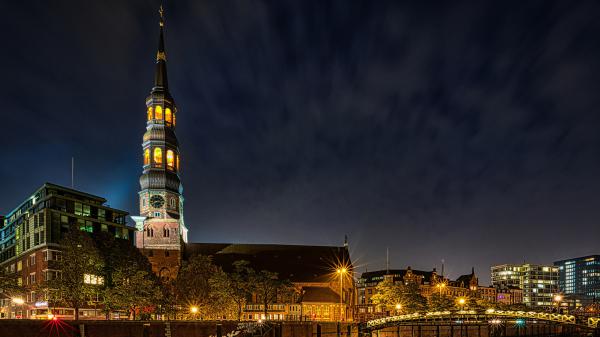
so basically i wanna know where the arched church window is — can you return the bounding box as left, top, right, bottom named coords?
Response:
left=166, top=150, right=174, bottom=169
left=146, top=227, right=154, bottom=237
left=147, top=107, right=153, bottom=121
left=165, top=108, right=172, bottom=124
left=144, top=149, right=150, bottom=165
left=163, top=227, right=170, bottom=237
left=155, top=106, right=163, bottom=120
left=154, top=148, right=162, bottom=165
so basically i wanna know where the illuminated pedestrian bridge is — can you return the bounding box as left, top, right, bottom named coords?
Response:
left=363, top=309, right=599, bottom=331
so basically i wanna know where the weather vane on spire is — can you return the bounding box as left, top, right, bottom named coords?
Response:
left=159, top=4, right=165, bottom=27
left=156, top=3, right=167, bottom=62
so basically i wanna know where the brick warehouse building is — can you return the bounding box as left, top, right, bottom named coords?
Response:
left=131, top=7, right=356, bottom=321
left=0, top=183, right=131, bottom=319
left=355, top=267, right=520, bottom=322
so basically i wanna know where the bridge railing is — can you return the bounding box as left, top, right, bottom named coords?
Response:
left=484, top=309, right=576, bottom=325
left=365, top=309, right=600, bottom=330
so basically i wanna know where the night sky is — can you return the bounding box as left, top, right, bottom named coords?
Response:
left=2, top=1, right=600, bottom=283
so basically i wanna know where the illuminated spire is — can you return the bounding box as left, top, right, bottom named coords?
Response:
left=154, top=4, right=168, bottom=89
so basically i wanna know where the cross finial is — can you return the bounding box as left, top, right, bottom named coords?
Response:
left=159, top=4, right=165, bottom=27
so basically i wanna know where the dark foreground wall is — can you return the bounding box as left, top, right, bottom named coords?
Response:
left=0, top=320, right=348, bottom=337
left=0, top=320, right=595, bottom=337
left=372, top=323, right=594, bottom=337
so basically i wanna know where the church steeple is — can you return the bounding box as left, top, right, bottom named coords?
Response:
left=154, top=5, right=168, bottom=90
left=134, top=3, right=188, bottom=279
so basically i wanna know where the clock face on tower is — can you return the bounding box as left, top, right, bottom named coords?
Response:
left=150, top=195, right=165, bottom=208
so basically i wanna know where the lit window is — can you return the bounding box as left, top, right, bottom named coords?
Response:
left=154, top=148, right=162, bottom=165
left=75, top=202, right=82, bottom=216
left=155, top=106, right=163, bottom=120
left=147, top=107, right=153, bottom=121
left=166, top=150, right=175, bottom=168
left=83, top=204, right=91, bottom=217
left=177, top=155, right=180, bottom=170
left=173, top=112, right=176, bottom=126
left=83, top=274, right=104, bottom=285
left=165, top=108, right=172, bottom=124
left=144, top=149, right=150, bottom=165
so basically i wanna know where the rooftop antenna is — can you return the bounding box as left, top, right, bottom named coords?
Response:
left=441, top=259, right=445, bottom=278
left=386, top=247, right=390, bottom=274
left=71, top=157, right=74, bottom=189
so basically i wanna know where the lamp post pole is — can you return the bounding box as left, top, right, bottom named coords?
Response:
left=337, top=267, right=347, bottom=322
left=340, top=274, right=343, bottom=321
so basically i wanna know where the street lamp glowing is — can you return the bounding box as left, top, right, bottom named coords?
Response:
left=12, top=298, right=24, bottom=305
left=457, top=298, right=466, bottom=305
left=395, top=303, right=402, bottom=310
left=553, top=295, right=563, bottom=302
left=190, top=306, right=199, bottom=314
left=335, top=265, right=348, bottom=322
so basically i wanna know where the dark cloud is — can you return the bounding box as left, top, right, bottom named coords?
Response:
left=2, top=0, right=600, bottom=283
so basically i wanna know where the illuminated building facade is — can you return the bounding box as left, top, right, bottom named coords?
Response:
left=355, top=267, right=512, bottom=321
left=186, top=243, right=355, bottom=321
left=554, top=255, right=600, bottom=299
left=0, top=183, right=130, bottom=319
left=495, top=286, right=524, bottom=305
left=357, top=268, right=440, bottom=305
left=132, top=6, right=188, bottom=279
left=491, top=263, right=559, bottom=308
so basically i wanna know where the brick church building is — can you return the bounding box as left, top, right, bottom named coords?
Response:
left=131, top=6, right=354, bottom=321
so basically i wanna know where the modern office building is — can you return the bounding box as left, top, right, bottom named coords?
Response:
left=0, top=183, right=131, bottom=319
left=491, top=263, right=559, bottom=308
left=554, top=255, right=600, bottom=299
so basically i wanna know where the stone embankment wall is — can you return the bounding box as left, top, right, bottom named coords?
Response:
left=0, top=320, right=349, bottom=337
left=0, top=320, right=594, bottom=337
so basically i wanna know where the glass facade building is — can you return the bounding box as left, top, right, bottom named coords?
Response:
left=0, top=183, right=131, bottom=319
left=554, top=255, right=600, bottom=299
left=491, top=263, right=559, bottom=308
